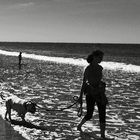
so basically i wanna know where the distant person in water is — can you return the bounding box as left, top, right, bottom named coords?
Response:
left=18, top=52, right=22, bottom=70
left=77, top=50, right=109, bottom=139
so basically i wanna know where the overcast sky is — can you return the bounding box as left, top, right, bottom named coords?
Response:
left=0, top=0, right=140, bottom=43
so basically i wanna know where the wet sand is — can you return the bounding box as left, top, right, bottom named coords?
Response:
left=0, top=54, right=140, bottom=140
left=0, top=116, right=26, bottom=140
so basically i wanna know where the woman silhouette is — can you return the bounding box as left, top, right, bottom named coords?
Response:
left=77, top=50, right=108, bottom=139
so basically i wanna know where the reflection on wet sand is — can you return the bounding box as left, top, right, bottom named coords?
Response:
left=0, top=55, right=140, bottom=140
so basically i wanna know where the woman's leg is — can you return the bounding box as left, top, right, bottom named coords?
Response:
left=77, top=95, right=95, bottom=131
left=97, top=102, right=106, bottom=138
left=77, top=118, right=87, bottom=131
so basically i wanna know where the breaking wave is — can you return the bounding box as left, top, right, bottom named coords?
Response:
left=0, top=49, right=140, bottom=73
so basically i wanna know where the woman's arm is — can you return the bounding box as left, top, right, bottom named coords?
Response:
left=78, top=68, right=88, bottom=103
left=79, top=77, right=86, bottom=98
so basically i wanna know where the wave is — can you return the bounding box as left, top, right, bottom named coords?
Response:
left=0, top=49, right=140, bottom=73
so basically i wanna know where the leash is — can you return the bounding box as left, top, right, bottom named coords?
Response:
left=36, top=96, right=83, bottom=117
left=1, top=92, right=83, bottom=117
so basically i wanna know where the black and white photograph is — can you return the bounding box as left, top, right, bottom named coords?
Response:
left=0, top=0, right=140, bottom=140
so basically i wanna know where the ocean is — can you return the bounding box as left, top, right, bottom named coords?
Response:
left=0, top=43, right=140, bottom=140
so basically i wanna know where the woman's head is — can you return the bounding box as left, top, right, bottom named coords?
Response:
left=87, top=50, right=104, bottom=64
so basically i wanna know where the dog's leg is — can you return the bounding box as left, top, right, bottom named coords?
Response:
left=5, top=109, right=12, bottom=121
left=5, top=99, right=14, bottom=121
left=5, top=110, right=8, bottom=121
left=8, top=109, right=12, bottom=121
left=20, top=114, right=25, bottom=122
left=5, top=101, right=12, bottom=121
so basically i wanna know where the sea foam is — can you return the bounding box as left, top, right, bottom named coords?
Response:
left=0, top=49, right=140, bottom=73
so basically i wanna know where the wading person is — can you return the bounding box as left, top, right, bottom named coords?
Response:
left=18, top=52, right=22, bottom=70
left=77, top=50, right=109, bottom=139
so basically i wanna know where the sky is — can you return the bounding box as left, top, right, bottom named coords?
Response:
left=0, top=0, right=140, bottom=43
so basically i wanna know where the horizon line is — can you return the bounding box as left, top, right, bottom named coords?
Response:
left=0, top=41, right=140, bottom=45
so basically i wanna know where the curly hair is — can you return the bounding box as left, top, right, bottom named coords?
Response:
left=87, top=50, right=104, bottom=64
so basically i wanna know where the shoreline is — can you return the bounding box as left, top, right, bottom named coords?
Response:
left=0, top=44, right=140, bottom=65
left=0, top=49, right=140, bottom=73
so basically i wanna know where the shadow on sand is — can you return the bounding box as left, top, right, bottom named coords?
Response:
left=10, top=120, right=48, bottom=130
left=0, top=116, right=27, bottom=140
left=79, top=131, right=114, bottom=140
left=80, top=131, right=100, bottom=139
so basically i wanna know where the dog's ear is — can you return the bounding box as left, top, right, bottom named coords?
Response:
left=30, top=101, right=37, bottom=106
left=31, top=101, right=37, bottom=107
left=32, top=102, right=37, bottom=107
left=34, top=103, right=37, bottom=106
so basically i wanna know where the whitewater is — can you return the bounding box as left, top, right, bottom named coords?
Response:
left=0, top=49, right=140, bottom=73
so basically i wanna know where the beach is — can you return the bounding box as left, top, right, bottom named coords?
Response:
left=0, top=116, right=26, bottom=140
left=0, top=46, right=140, bottom=140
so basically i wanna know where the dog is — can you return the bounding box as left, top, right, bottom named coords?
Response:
left=1, top=94, right=36, bottom=121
